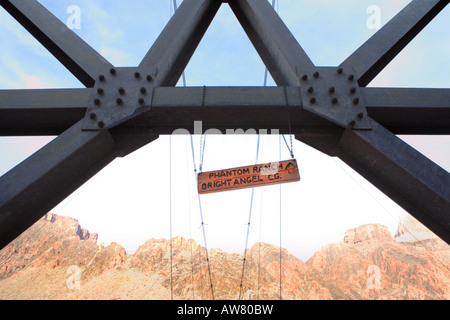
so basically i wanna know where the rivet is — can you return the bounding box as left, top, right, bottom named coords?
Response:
left=146, top=75, right=153, bottom=82
left=97, top=88, right=104, bottom=95
left=98, top=121, right=105, bottom=128
left=140, top=87, right=147, bottom=94
left=307, top=87, right=314, bottom=94
left=134, top=72, right=141, bottom=79
left=89, top=112, right=97, bottom=120
left=350, top=87, right=357, bottom=94
left=99, top=75, right=105, bottom=81
left=110, top=68, right=116, bottom=75
left=349, top=120, right=356, bottom=127
left=332, top=98, right=338, bottom=104
left=348, top=74, right=355, bottom=81
left=310, top=97, right=316, bottom=104
left=337, top=68, right=343, bottom=74
left=94, top=99, right=101, bottom=106
left=353, top=98, right=360, bottom=105
left=138, top=98, right=145, bottom=105
left=116, top=98, right=123, bottom=105
left=329, top=87, right=335, bottom=94
left=302, top=75, right=308, bottom=81
left=357, top=112, right=364, bottom=119
left=313, top=72, right=320, bottom=78
left=118, top=87, right=125, bottom=95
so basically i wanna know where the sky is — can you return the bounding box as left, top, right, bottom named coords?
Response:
left=0, top=0, right=449, bottom=262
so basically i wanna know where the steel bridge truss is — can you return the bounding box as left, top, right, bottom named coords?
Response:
left=0, top=0, right=449, bottom=249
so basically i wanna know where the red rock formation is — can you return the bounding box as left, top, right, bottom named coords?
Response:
left=0, top=213, right=449, bottom=300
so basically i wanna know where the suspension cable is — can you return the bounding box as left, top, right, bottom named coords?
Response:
left=238, top=135, right=261, bottom=300
left=279, top=135, right=283, bottom=300
left=169, top=136, right=174, bottom=300
left=190, top=135, right=215, bottom=300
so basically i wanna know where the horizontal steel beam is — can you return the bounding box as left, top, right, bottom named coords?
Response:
left=139, top=86, right=326, bottom=134
left=0, top=89, right=91, bottom=136
left=363, top=87, right=450, bottom=134
left=2, top=87, right=450, bottom=136
left=340, top=0, right=448, bottom=87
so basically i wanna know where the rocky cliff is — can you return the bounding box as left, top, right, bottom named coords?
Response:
left=0, top=213, right=448, bottom=300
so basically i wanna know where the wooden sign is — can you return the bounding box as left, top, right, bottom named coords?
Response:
left=198, top=159, right=300, bottom=195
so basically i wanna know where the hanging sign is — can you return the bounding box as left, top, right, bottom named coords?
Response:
left=198, top=159, right=300, bottom=195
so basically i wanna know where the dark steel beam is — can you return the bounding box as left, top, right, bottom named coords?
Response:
left=139, top=0, right=222, bottom=86
left=0, top=89, right=90, bottom=136
left=331, top=121, right=450, bottom=245
left=1, top=0, right=112, bottom=87
left=2, top=86, right=449, bottom=137
left=229, top=0, right=315, bottom=86
left=362, top=88, right=450, bottom=135
left=131, top=86, right=331, bottom=134
left=339, top=0, right=449, bottom=87
left=0, top=121, right=121, bottom=249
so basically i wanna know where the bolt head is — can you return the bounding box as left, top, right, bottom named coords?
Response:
left=350, top=87, right=357, bottom=94
left=110, top=68, right=116, bottom=75
left=353, top=98, right=360, bottom=105
left=313, top=72, right=320, bottom=78
left=337, top=68, right=343, bottom=74
left=140, top=87, right=147, bottom=94
left=146, top=75, right=153, bottom=82
left=302, top=75, right=308, bottom=81
left=329, top=87, right=335, bottom=94
left=348, top=74, right=355, bottom=81
left=349, top=120, right=356, bottom=127
left=307, top=87, right=314, bottom=94
left=332, top=98, right=338, bottom=104
left=310, top=97, right=316, bottom=104
left=99, top=75, right=105, bottom=81
left=138, top=98, right=145, bottom=105
left=118, top=87, right=125, bottom=95
left=134, top=72, right=141, bottom=79
left=116, top=98, right=123, bottom=105
left=94, top=99, right=101, bottom=106
left=98, top=121, right=105, bottom=128
left=89, top=112, right=97, bottom=120
left=97, top=88, right=104, bottom=95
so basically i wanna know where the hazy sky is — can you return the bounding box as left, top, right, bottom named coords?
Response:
left=0, top=0, right=449, bottom=261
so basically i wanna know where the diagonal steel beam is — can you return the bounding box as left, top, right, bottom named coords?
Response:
left=0, top=89, right=90, bottom=136
left=331, top=121, right=450, bottom=245
left=0, top=121, right=121, bottom=249
left=1, top=0, right=112, bottom=87
left=362, top=87, right=450, bottom=135
left=339, top=0, right=449, bottom=87
left=229, top=0, right=315, bottom=86
left=139, top=0, right=221, bottom=86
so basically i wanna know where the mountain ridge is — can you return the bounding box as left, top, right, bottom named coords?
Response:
left=0, top=212, right=449, bottom=300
